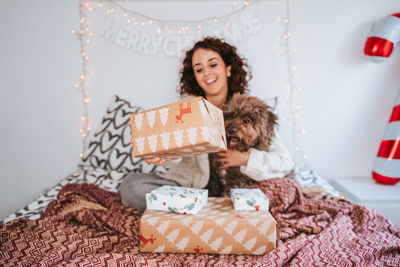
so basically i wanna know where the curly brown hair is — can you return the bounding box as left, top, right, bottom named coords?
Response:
left=178, top=37, right=252, bottom=99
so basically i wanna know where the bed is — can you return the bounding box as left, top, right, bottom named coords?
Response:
left=1, top=95, right=399, bottom=266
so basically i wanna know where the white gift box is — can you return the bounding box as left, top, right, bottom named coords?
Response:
left=230, top=188, right=269, bottom=211
left=146, top=185, right=208, bottom=214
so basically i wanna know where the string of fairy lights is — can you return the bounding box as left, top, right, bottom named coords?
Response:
left=275, top=0, right=308, bottom=163
left=110, top=0, right=257, bottom=36
left=73, top=0, right=92, bottom=158
left=72, top=0, right=307, bottom=163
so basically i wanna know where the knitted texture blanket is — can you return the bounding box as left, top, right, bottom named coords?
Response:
left=1, top=178, right=399, bottom=266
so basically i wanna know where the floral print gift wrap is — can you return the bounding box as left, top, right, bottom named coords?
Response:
left=146, top=185, right=208, bottom=214
left=230, top=188, right=269, bottom=211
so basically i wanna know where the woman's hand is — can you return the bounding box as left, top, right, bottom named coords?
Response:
left=214, top=149, right=250, bottom=170
left=145, top=157, right=167, bottom=166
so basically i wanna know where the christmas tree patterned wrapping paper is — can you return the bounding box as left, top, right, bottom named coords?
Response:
left=230, top=188, right=269, bottom=211
left=139, top=197, right=276, bottom=255
left=130, top=97, right=227, bottom=159
left=146, top=185, right=208, bottom=214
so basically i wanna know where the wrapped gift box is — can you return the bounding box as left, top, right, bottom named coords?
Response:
left=230, top=188, right=269, bottom=211
left=146, top=185, right=208, bottom=214
left=130, top=97, right=227, bottom=159
left=140, top=197, right=276, bottom=255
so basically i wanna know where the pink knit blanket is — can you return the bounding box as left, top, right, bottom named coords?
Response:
left=1, top=178, right=399, bottom=266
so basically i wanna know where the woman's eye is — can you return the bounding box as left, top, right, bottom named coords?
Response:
left=210, top=64, right=217, bottom=68
left=195, top=69, right=203, bottom=73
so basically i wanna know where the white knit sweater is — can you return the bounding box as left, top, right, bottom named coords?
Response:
left=159, top=134, right=294, bottom=188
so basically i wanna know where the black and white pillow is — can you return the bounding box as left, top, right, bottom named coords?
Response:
left=79, top=95, right=166, bottom=174
left=293, top=165, right=342, bottom=198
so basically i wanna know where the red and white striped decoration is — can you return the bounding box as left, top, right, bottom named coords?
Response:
left=364, top=12, right=400, bottom=185
left=364, top=13, right=400, bottom=61
left=372, top=93, right=400, bottom=184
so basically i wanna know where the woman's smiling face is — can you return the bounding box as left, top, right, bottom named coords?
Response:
left=192, top=48, right=231, bottom=99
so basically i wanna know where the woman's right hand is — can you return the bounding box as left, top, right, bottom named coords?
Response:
left=145, top=157, right=167, bottom=166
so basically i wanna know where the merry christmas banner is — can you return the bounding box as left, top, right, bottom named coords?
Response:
left=98, top=1, right=263, bottom=58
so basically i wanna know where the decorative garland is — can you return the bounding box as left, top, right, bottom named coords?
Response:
left=99, top=0, right=262, bottom=58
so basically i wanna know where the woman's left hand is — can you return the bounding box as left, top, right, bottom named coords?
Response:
left=214, top=149, right=250, bottom=169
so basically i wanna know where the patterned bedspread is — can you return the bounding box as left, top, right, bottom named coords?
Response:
left=0, top=164, right=342, bottom=226
left=1, top=178, right=399, bottom=266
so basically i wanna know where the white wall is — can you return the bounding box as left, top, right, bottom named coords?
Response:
left=1, top=0, right=399, bottom=220
left=0, top=1, right=82, bottom=219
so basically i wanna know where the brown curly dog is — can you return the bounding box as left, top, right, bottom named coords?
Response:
left=206, top=93, right=278, bottom=197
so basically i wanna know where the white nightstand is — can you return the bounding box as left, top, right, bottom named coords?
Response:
left=331, top=177, right=400, bottom=226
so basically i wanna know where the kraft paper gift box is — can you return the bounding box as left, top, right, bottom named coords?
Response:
left=139, top=197, right=277, bottom=255
left=230, top=188, right=269, bottom=211
left=146, top=185, right=208, bottom=214
left=130, top=97, right=227, bottom=159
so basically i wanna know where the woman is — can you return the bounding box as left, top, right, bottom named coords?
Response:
left=119, top=37, right=293, bottom=212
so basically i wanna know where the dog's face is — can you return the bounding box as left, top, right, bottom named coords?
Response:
left=224, top=114, right=259, bottom=151
left=223, top=94, right=277, bottom=152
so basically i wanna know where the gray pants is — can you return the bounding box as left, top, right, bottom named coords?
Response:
left=119, top=172, right=178, bottom=212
